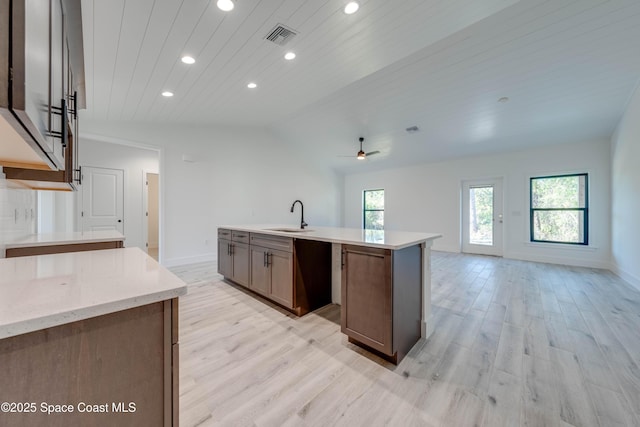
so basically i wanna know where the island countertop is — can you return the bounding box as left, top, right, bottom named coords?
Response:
left=219, top=225, right=441, bottom=250
left=0, top=247, right=187, bottom=339
left=2, top=230, right=125, bottom=249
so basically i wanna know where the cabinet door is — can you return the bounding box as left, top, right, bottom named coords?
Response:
left=217, top=239, right=232, bottom=278
left=49, top=0, right=66, bottom=168
left=341, top=245, right=393, bottom=356
left=268, top=249, right=293, bottom=308
left=231, top=243, right=249, bottom=288
left=14, top=0, right=55, bottom=156
left=249, top=246, right=270, bottom=296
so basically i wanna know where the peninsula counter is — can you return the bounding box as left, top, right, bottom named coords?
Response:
left=0, top=247, right=187, bottom=426
left=2, top=230, right=125, bottom=258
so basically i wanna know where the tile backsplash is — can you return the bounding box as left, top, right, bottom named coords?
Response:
left=0, top=182, right=37, bottom=245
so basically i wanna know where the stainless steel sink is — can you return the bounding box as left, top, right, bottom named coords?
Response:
left=266, top=228, right=314, bottom=233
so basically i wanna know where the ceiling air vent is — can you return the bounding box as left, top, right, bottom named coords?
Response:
left=265, top=24, right=297, bottom=46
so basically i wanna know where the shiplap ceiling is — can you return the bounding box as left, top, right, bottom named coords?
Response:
left=81, top=0, right=640, bottom=173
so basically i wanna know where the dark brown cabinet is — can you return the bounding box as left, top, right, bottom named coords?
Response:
left=219, top=229, right=332, bottom=316
left=250, top=234, right=294, bottom=308
left=218, top=229, right=250, bottom=288
left=0, top=298, right=180, bottom=426
left=341, top=243, right=422, bottom=364
left=218, top=232, right=232, bottom=278
left=0, top=0, right=84, bottom=190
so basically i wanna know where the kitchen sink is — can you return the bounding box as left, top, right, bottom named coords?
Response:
left=266, top=228, right=314, bottom=233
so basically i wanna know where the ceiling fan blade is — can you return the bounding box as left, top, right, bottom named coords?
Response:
left=366, top=150, right=380, bottom=156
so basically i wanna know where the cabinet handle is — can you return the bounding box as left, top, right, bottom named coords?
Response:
left=74, top=165, right=82, bottom=185
left=227, top=243, right=230, bottom=256
left=49, top=99, right=68, bottom=147
left=341, top=250, right=346, bottom=270
left=229, top=243, right=233, bottom=256
left=263, top=252, right=267, bottom=267
left=67, top=91, right=78, bottom=120
left=266, top=252, right=271, bottom=267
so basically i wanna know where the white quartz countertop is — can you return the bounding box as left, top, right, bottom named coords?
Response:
left=3, top=230, right=125, bottom=249
left=220, top=225, right=442, bottom=250
left=0, top=247, right=187, bottom=339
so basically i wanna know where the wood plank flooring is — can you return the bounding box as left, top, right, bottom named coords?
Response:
left=171, top=252, right=640, bottom=426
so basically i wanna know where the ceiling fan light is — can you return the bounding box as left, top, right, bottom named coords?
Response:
left=217, top=0, right=234, bottom=12
left=357, top=150, right=366, bottom=160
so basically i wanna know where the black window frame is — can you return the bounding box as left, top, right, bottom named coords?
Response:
left=363, top=189, right=384, bottom=230
left=529, top=173, right=589, bottom=245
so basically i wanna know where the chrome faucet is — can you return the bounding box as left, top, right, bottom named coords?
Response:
left=290, top=200, right=307, bottom=229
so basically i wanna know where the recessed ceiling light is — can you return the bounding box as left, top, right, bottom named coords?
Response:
left=181, top=56, right=195, bottom=64
left=162, top=91, right=174, bottom=97
left=217, top=0, right=234, bottom=12
left=247, top=82, right=257, bottom=89
left=344, top=2, right=359, bottom=14
left=498, top=97, right=509, bottom=103
left=284, top=52, right=296, bottom=60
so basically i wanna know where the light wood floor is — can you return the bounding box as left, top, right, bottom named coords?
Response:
left=171, top=252, right=640, bottom=427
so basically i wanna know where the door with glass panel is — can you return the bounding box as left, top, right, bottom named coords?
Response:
left=462, top=179, right=503, bottom=256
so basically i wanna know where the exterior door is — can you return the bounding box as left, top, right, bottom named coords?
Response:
left=80, top=167, right=124, bottom=233
left=462, top=178, right=503, bottom=256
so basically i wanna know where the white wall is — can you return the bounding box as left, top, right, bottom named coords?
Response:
left=79, top=138, right=159, bottom=251
left=611, top=82, right=640, bottom=290
left=37, top=190, right=75, bottom=233
left=81, top=121, right=343, bottom=267
left=344, top=140, right=611, bottom=268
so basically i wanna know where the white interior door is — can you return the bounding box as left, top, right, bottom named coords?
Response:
left=462, top=178, right=503, bottom=256
left=80, top=167, right=124, bottom=233
left=142, top=172, right=159, bottom=258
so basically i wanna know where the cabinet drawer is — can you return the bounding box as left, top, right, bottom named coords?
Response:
left=232, top=231, right=249, bottom=243
left=218, top=228, right=232, bottom=239
left=250, top=233, right=293, bottom=252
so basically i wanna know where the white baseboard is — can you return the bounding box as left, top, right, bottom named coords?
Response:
left=506, top=251, right=611, bottom=269
left=163, top=253, right=216, bottom=268
left=611, top=263, right=640, bottom=292
left=431, top=244, right=460, bottom=253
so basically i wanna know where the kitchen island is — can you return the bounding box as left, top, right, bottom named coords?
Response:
left=0, top=247, right=187, bottom=426
left=218, top=225, right=441, bottom=363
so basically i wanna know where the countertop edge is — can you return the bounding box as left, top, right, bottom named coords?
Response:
left=219, top=225, right=442, bottom=250
left=0, top=286, right=187, bottom=340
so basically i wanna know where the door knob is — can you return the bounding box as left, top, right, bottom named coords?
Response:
left=117, top=219, right=122, bottom=223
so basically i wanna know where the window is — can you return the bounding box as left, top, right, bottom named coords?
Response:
left=363, top=189, right=384, bottom=230
left=530, top=173, right=588, bottom=245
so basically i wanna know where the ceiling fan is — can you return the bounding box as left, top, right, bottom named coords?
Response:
left=339, top=137, right=380, bottom=160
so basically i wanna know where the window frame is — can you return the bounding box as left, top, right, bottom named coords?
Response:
left=363, top=189, right=385, bottom=230
left=529, top=173, right=589, bottom=245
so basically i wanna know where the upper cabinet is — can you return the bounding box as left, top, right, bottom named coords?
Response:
left=0, top=0, right=85, bottom=190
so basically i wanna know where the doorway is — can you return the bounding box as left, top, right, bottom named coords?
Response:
left=80, top=166, right=124, bottom=233
left=144, top=172, right=159, bottom=261
left=461, top=178, right=503, bottom=256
